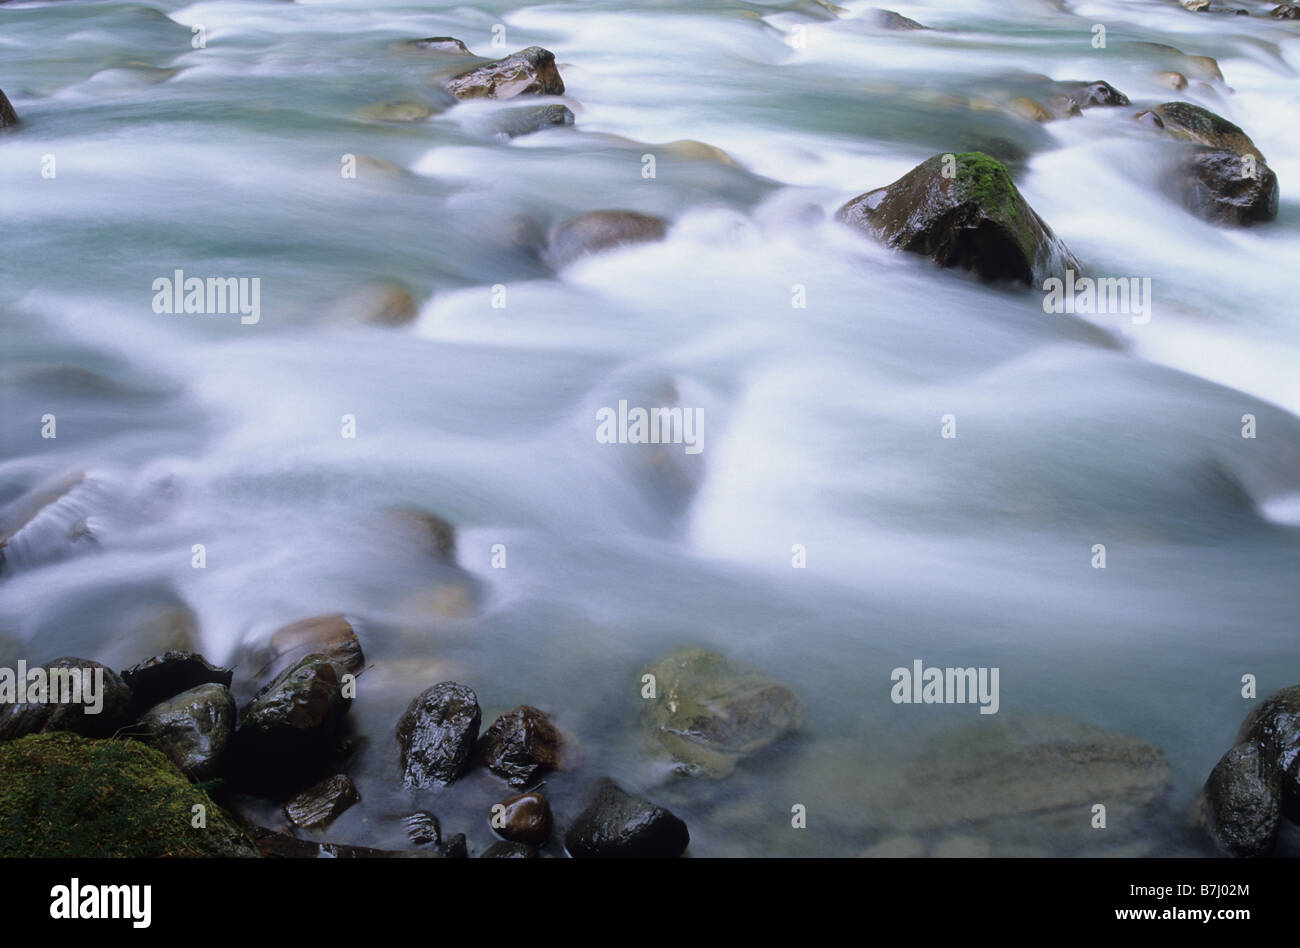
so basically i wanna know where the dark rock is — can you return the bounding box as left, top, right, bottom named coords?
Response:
left=1201, top=742, right=1281, bottom=857
left=641, top=646, right=801, bottom=778
left=403, top=810, right=442, bottom=846
left=284, top=774, right=360, bottom=829
left=1178, top=148, right=1279, bottom=226
left=0, top=90, right=16, bottom=129
left=0, top=657, right=134, bottom=741
left=564, top=778, right=689, bottom=858
left=409, top=36, right=471, bottom=54
left=396, top=681, right=481, bottom=787
left=494, top=104, right=575, bottom=138
left=481, top=840, right=538, bottom=858
left=135, top=682, right=235, bottom=781
left=443, top=832, right=468, bottom=858
left=1062, top=80, right=1129, bottom=109
left=864, top=8, right=927, bottom=29
left=268, top=614, right=365, bottom=677
left=122, top=650, right=233, bottom=710
left=478, top=705, right=561, bottom=787
left=1153, top=102, right=1268, bottom=160
left=230, top=654, right=352, bottom=794
left=444, top=46, right=564, bottom=100
left=493, top=791, right=552, bottom=845
left=1270, top=4, right=1300, bottom=17
left=838, top=152, right=1080, bottom=286
left=1236, top=684, right=1300, bottom=816
left=546, top=210, right=668, bottom=268
left=247, top=825, right=446, bottom=858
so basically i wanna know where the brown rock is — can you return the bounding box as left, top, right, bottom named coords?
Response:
left=284, top=774, right=360, bottom=829
left=478, top=705, right=562, bottom=787
left=492, top=791, right=552, bottom=845
left=443, top=46, right=564, bottom=100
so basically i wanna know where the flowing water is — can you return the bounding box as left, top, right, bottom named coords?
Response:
left=2, top=0, right=1299, bottom=856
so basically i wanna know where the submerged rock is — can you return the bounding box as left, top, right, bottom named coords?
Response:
left=641, top=647, right=801, bottom=778
left=396, top=682, right=481, bottom=787
left=323, top=283, right=419, bottom=327
left=1153, top=102, right=1267, bottom=159
left=0, top=90, right=16, bottom=129
left=407, top=36, right=471, bottom=54
left=245, top=613, right=365, bottom=695
left=135, top=682, right=236, bottom=781
left=443, top=46, right=564, bottom=100
left=387, top=508, right=457, bottom=562
left=546, top=210, right=667, bottom=268
left=1061, top=80, right=1129, bottom=109
left=493, top=103, right=575, bottom=138
left=493, top=791, right=553, bottom=845
left=284, top=774, right=360, bottom=829
left=122, top=650, right=233, bottom=710
left=478, top=705, right=562, bottom=787
left=0, top=732, right=256, bottom=857
left=0, top=657, right=134, bottom=741
left=356, top=101, right=435, bottom=122
left=564, top=778, right=689, bottom=858
left=838, top=151, right=1080, bottom=285
left=230, top=654, right=353, bottom=794
left=863, top=8, right=927, bottom=29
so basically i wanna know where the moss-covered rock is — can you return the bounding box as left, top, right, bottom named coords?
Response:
left=0, top=732, right=257, bottom=857
left=838, top=152, right=1080, bottom=285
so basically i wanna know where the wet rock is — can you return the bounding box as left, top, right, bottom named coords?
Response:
left=641, top=646, right=801, bottom=778
left=443, top=833, right=468, bottom=858
left=0, top=90, right=16, bottom=129
left=482, top=840, right=538, bottom=858
left=248, top=614, right=365, bottom=694
left=403, top=810, right=442, bottom=846
left=1007, top=97, right=1052, bottom=122
left=546, top=210, right=667, bottom=268
left=1178, top=149, right=1279, bottom=226
left=135, top=683, right=235, bottom=781
left=1236, top=684, right=1300, bottom=816
left=564, top=778, right=689, bottom=858
left=493, top=103, right=575, bottom=138
left=478, top=705, right=562, bottom=787
left=396, top=681, right=481, bottom=787
left=231, top=654, right=352, bottom=794
left=864, top=8, right=927, bottom=29
left=443, top=46, right=564, bottom=100
left=1180, top=0, right=1211, bottom=10
left=408, top=36, right=471, bottom=54
left=387, top=508, right=457, bottom=562
left=122, top=650, right=233, bottom=710
left=0, top=657, right=134, bottom=741
left=248, top=825, right=446, bottom=858
left=1201, top=742, right=1281, bottom=857
left=838, top=151, right=1080, bottom=286
left=1061, top=80, right=1129, bottom=109
left=493, top=791, right=553, bottom=845
left=1272, top=4, right=1300, bottom=18
left=1155, top=70, right=1189, bottom=90
left=1147, top=103, right=1279, bottom=226
left=284, top=774, right=360, bottom=829
left=323, top=283, right=419, bottom=327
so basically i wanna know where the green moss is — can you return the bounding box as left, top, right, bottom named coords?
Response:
left=952, top=152, right=1019, bottom=218
left=0, top=732, right=255, bottom=857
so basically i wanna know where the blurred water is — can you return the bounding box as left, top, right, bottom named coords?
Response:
left=1, top=0, right=1299, bottom=856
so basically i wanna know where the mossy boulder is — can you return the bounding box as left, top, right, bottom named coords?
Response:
left=0, top=732, right=257, bottom=857
left=838, top=152, right=1080, bottom=285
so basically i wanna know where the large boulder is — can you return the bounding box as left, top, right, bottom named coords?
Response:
left=477, top=705, right=562, bottom=787
left=0, top=733, right=257, bottom=857
left=230, top=654, right=353, bottom=794
left=396, top=681, right=481, bottom=788
left=564, top=778, right=690, bottom=858
left=0, top=657, right=134, bottom=741
left=135, top=682, right=236, bottom=781
left=443, top=46, right=564, bottom=100
left=838, top=152, right=1080, bottom=285
left=1142, top=102, right=1279, bottom=226
left=641, top=647, right=801, bottom=778
left=122, top=650, right=233, bottom=711
left=546, top=210, right=667, bottom=268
